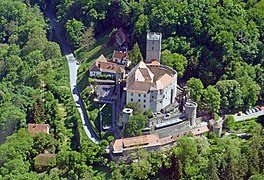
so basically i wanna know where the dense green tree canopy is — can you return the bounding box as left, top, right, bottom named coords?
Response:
left=123, top=114, right=148, bottom=137
left=216, top=80, right=243, bottom=110
left=161, top=49, right=187, bottom=78
left=65, top=18, right=85, bottom=48
left=129, top=42, right=143, bottom=67
left=203, top=85, right=221, bottom=113
left=1, top=0, right=264, bottom=179
left=186, top=78, right=204, bottom=105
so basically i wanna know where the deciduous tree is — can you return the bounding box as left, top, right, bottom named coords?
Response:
left=129, top=43, right=143, bottom=67
left=161, top=49, right=187, bottom=78
left=123, top=114, right=147, bottom=136
left=203, top=85, right=221, bottom=113
left=186, top=78, right=204, bottom=104
left=80, top=27, right=96, bottom=51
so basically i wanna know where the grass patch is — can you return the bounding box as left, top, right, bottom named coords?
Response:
left=76, top=30, right=117, bottom=139
left=58, top=103, right=67, bottom=119
left=232, top=118, right=258, bottom=133
left=93, top=103, right=113, bottom=135
left=74, top=30, right=112, bottom=61
left=102, top=104, right=112, bottom=125
left=34, top=154, right=56, bottom=172
left=75, top=30, right=115, bottom=83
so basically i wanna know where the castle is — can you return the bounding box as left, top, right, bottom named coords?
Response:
left=88, top=32, right=221, bottom=161
left=125, top=32, right=177, bottom=112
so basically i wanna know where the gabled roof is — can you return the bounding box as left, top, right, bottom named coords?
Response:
left=128, top=81, right=152, bottom=94
left=115, top=28, right=126, bottom=46
left=113, top=50, right=127, bottom=60
left=96, top=54, right=107, bottom=65
left=146, top=60, right=160, bottom=66
left=89, top=54, right=126, bottom=73
left=126, top=61, right=176, bottom=93
left=112, top=134, right=160, bottom=153
left=28, top=124, right=49, bottom=135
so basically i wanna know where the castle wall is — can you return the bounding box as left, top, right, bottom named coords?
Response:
left=126, top=91, right=151, bottom=111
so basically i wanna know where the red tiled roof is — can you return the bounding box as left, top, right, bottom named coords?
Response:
left=28, top=124, right=49, bottom=135
left=89, top=54, right=125, bottom=73
left=127, top=81, right=151, bottom=94
left=97, top=61, right=125, bottom=73
left=126, top=61, right=176, bottom=92
left=146, top=60, right=160, bottom=66
left=112, top=134, right=160, bottom=153
left=113, top=50, right=126, bottom=59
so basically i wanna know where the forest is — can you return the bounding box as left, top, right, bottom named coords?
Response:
left=0, top=0, right=264, bottom=179
left=45, top=0, right=264, bottom=112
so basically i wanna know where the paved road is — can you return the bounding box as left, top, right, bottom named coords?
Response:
left=233, top=108, right=264, bottom=122
left=225, top=132, right=249, bottom=137
left=44, top=1, right=99, bottom=143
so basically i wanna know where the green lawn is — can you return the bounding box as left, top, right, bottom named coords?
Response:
left=102, top=104, right=112, bottom=125
left=57, top=103, right=71, bottom=145
left=232, top=118, right=258, bottom=133
left=93, top=103, right=113, bottom=135
left=76, top=30, right=115, bottom=139
left=75, top=30, right=115, bottom=83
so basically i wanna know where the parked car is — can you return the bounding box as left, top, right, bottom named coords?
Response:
left=254, top=107, right=259, bottom=112
left=250, top=108, right=256, bottom=113
left=245, top=110, right=250, bottom=115
left=258, top=106, right=263, bottom=110
left=237, top=111, right=243, bottom=116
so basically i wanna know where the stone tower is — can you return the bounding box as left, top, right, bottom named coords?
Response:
left=121, top=108, right=133, bottom=130
left=185, top=101, right=197, bottom=126
left=146, top=32, right=162, bottom=63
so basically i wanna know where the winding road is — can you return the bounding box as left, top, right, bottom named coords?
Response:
left=44, top=1, right=99, bottom=143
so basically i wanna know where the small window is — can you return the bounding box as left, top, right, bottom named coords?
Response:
left=144, top=100, right=146, bottom=103
left=152, top=96, right=154, bottom=99
left=131, top=93, right=133, bottom=96
left=144, top=94, right=146, bottom=98
left=143, top=105, right=146, bottom=108
left=131, top=98, right=133, bottom=101
left=138, top=99, right=141, bottom=102
left=198, top=129, right=200, bottom=131
left=152, top=47, right=154, bottom=50
left=138, top=94, right=141, bottom=97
